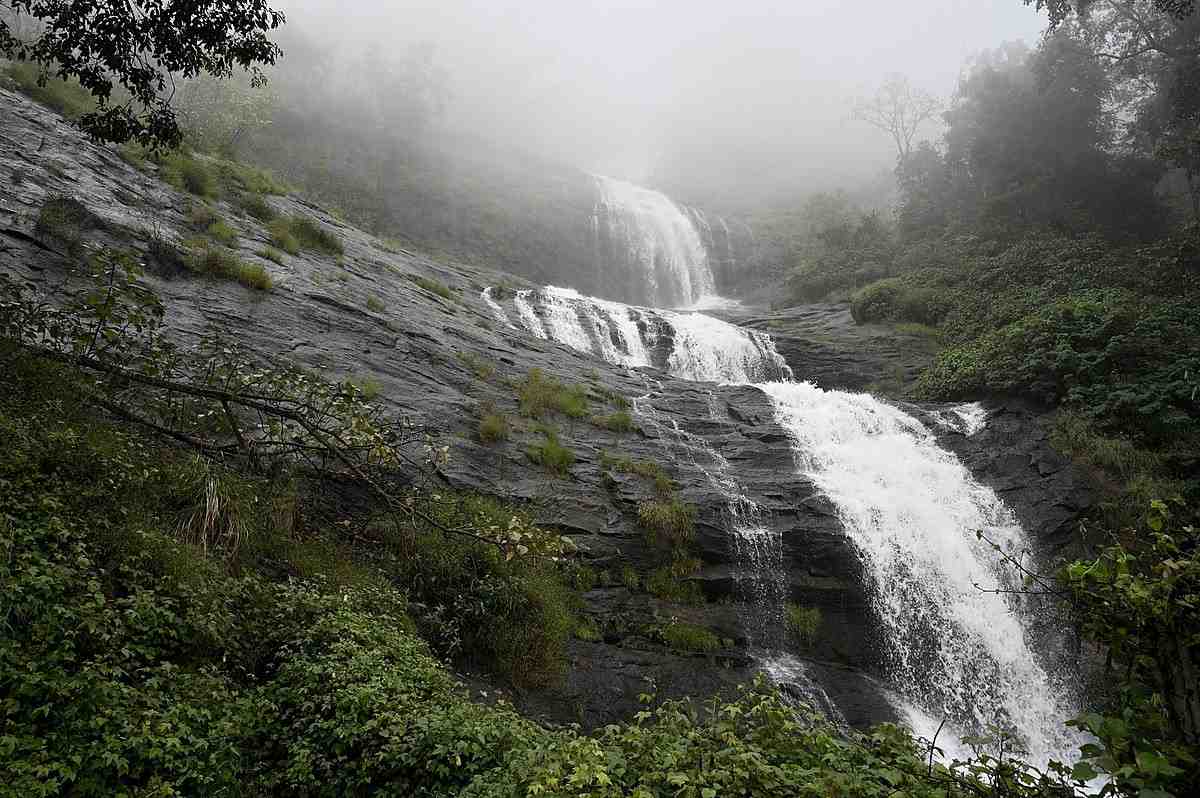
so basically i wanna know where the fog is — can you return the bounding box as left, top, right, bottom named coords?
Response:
left=281, top=1, right=1045, bottom=206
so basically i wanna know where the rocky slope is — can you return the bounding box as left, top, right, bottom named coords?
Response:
left=0, top=88, right=1092, bottom=729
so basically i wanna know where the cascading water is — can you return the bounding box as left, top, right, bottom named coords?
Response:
left=490, top=286, right=790, bottom=382
left=490, top=282, right=1085, bottom=770
left=760, top=381, right=1083, bottom=767
left=593, top=175, right=717, bottom=308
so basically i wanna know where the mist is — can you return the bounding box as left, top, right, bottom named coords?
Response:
left=280, top=0, right=1044, bottom=206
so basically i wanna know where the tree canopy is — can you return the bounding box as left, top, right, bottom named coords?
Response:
left=0, top=0, right=285, bottom=148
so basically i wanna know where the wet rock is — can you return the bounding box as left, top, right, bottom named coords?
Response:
left=0, top=88, right=1092, bottom=732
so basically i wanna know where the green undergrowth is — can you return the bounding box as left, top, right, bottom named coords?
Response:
left=516, top=368, right=590, bottom=419
left=183, top=239, right=272, bottom=290
left=268, top=213, right=343, bottom=256
left=407, top=273, right=460, bottom=302
left=786, top=603, right=823, bottom=648
left=4, top=61, right=97, bottom=119
left=646, top=618, right=722, bottom=653
left=479, top=410, right=512, bottom=443
left=526, top=428, right=575, bottom=476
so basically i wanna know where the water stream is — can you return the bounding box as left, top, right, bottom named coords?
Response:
left=487, top=282, right=1085, bottom=770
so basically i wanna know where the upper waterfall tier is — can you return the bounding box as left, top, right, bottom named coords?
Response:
left=486, top=285, right=792, bottom=383
left=592, top=175, right=718, bottom=308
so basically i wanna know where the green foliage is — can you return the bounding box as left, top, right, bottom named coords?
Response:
left=240, top=191, right=277, bottom=222
left=638, top=496, right=697, bottom=551
left=574, top=618, right=602, bottom=642
left=600, top=452, right=671, bottom=488
left=162, top=151, right=218, bottom=197
left=183, top=240, right=273, bottom=291
left=34, top=194, right=95, bottom=256
left=1055, top=500, right=1200, bottom=795
left=0, top=0, right=285, bottom=148
left=516, top=368, right=590, bottom=420
left=207, top=219, right=239, bottom=246
left=3, top=60, right=96, bottom=119
left=916, top=289, right=1200, bottom=443
left=649, top=618, right=721, bottom=653
left=620, top=564, right=640, bottom=590
left=479, top=411, right=511, bottom=444
left=267, top=217, right=300, bottom=254
left=850, top=278, right=955, bottom=326
left=267, top=214, right=342, bottom=256
left=248, top=609, right=543, bottom=797
left=526, top=429, right=575, bottom=476
left=591, top=409, right=634, bottom=432
left=645, top=565, right=705, bottom=605
left=365, top=295, right=385, bottom=313
left=256, top=246, right=285, bottom=265
left=288, top=214, right=344, bottom=255
left=457, top=349, right=496, bottom=379
left=349, top=375, right=383, bottom=401
left=384, top=493, right=576, bottom=686
left=786, top=603, right=822, bottom=648
left=465, top=679, right=956, bottom=798
left=407, top=273, right=459, bottom=301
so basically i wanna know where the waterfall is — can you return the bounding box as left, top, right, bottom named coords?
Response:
left=491, top=286, right=791, bottom=382
left=491, top=283, right=1084, bottom=769
left=760, top=381, right=1083, bottom=767
left=593, top=175, right=717, bottom=307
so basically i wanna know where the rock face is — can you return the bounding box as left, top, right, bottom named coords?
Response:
left=725, top=303, right=942, bottom=395
left=0, top=88, right=1092, bottom=730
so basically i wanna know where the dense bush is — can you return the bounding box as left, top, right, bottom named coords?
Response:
left=916, top=290, right=1200, bottom=443
left=517, top=368, right=590, bottom=419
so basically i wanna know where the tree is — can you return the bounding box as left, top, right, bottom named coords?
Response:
left=1026, top=0, right=1196, bottom=28
left=175, top=72, right=277, bottom=158
left=0, top=0, right=285, bottom=148
left=853, top=74, right=942, bottom=163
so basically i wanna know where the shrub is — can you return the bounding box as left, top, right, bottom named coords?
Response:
left=620, top=565, right=640, bottom=590
left=213, top=160, right=287, bottom=196
left=5, top=61, right=95, bottom=119
left=365, top=295, right=385, bottom=312
left=457, top=350, right=496, bottom=379
left=240, top=192, right=277, bottom=222
left=268, top=214, right=342, bottom=256
left=183, top=241, right=272, bottom=291
left=592, top=409, right=634, bottom=432
left=526, top=429, right=575, bottom=476
left=517, top=369, right=589, bottom=419
left=407, top=273, right=458, bottom=301
left=267, top=217, right=301, bottom=254
left=289, top=214, right=344, bottom=255
left=392, top=494, right=576, bottom=685
left=574, top=618, right=602, bottom=642
left=479, top=412, right=511, bottom=444
left=207, top=219, right=238, bottom=246
left=645, top=566, right=704, bottom=605
left=917, top=291, right=1200, bottom=443
left=349, top=376, right=383, bottom=401
left=638, top=497, right=697, bottom=551
left=34, top=194, right=94, bottom=255
left=653, top=619, right=721, bottom=653
left=256, top=247, right=285, bottom=265
left=786, top=603, right=822, bottom=648
left=850, top=277, right=954, bottom=326
left=161, top=152, right=217, bottom=197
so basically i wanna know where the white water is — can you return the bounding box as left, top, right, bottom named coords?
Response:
left=760, top=381, right=1083, bottom=767
left=594, top=175, right=717, bottom=307
left=492, top=286, right=790, bottom=382
left=489, top=282, right=1083, bottom=770
left=481, top=287, right=514, bottom=329
left=512, top=290, right=547, bottom=339
left=665, top=310, right=791, bottom=383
